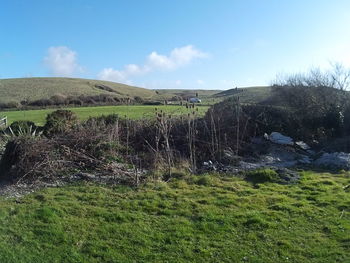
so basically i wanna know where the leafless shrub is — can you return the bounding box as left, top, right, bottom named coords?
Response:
left=272, top=62, right=350, bottom=91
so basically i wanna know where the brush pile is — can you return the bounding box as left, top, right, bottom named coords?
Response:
left=0, top=112, right=144, bottom=186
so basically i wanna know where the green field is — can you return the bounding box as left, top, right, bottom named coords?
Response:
left=0, top=171, right=349, bottom=262
left=0, top=105, right=209, bottom=126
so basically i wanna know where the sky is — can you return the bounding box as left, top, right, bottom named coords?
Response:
left=1, top=0, right=350, bottom=90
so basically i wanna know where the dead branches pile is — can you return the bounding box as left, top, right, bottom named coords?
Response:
left=0, top=120, right=142, bottom=185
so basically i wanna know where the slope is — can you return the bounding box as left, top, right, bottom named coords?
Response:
left=0, top=77, right=157, bottom=103
left=214, top=86, right=274, bottom=104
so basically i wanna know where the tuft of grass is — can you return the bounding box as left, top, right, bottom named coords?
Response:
left=244, top=168, right=279, bottom=183
left=195, top=175, right=220, bottom=186
left=0, top=171, right=349, bottom=262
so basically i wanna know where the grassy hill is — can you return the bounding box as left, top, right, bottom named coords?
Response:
left=215, top=86, right=274, bottom=104
left=0, top=77, right=276, bottom=106
left=153, top=89, right=223, bottom=104
left=0, top=77, right=286, bottom=109
left=0, top=77, right=157, bottom=103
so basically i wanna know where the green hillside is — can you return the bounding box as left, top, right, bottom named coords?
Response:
left=0, top=77, right=157, bottom=103
left=154, top=89, right=224, bottom=104
left=0, top=77, right=277, bottom=107
left=155, top=89, right=221, bottom=98
left=156, top=86, right=279, bottom=105
left=215, top=86, right=274, bottom=104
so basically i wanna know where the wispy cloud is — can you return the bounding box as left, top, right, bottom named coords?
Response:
left=44, top=46, right=82, bottom=77
left=98, top=45, right=208, bottom=83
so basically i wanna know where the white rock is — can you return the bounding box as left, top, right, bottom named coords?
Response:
left=295, top=141, right=311, bottom=150
left=268, top=132, right=294, bottom=145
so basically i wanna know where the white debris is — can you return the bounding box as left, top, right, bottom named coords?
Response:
left=295, top=141, right=311, bottom=150
left=268, top=132, right=294, bottom=145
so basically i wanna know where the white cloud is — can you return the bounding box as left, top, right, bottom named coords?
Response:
left=98, top=68, right=126, bottom=82
left=147, top=45, right=208, bottom=70
left=98, top=45, right=208, bottom=82
left=97, top=65, right=148, bottom=83
left=44, top=46, right=82, bottom=77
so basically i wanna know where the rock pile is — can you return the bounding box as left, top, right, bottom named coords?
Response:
left=314, top=152, right=350, bottom=170
left=202, top=131, right=350, bottom=184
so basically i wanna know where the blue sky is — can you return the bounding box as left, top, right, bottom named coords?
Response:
left=1, top=0, right=350, bottom=89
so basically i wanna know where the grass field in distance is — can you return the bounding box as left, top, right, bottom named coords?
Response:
left=0, top=105, right=210, bottom=126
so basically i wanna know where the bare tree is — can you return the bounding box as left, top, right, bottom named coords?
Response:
left=329, top=62, right=350, bottom=91
left=272, top=62, right=350, bottom=90
left=155, top=109, right=173, bottom=177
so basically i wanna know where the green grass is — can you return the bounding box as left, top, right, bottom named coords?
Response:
left=0, top=105, right=209, bottom=125
left=0, top=171, right=349, bottom=262
left=215, top=86, right=274, bottom=104
left=0, top=77, right=156, bottom=103
left=155, top=89, right=224, bottom=105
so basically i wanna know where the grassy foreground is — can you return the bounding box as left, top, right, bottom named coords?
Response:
left=0, top=105, right=209, bottom=125
left=0, top=171, right=349, bottom=262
